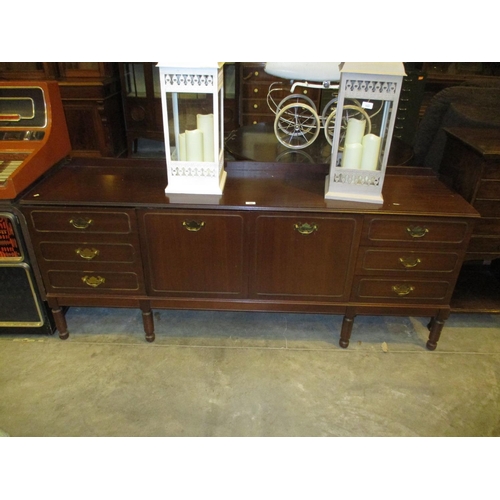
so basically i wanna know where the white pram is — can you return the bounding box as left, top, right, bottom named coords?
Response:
left=265, top=62, right=373, bottom=150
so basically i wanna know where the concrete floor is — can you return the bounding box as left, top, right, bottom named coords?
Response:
left=1, top=307, right=499, bottom=437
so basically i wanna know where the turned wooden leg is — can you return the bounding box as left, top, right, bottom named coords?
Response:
left=52, top=307, right=69, bottom=340
left=340, top=311, right=356, bottom=348
left=426, top=309, right=450, bottom=351
left=140, top=301, right=155, bottom=342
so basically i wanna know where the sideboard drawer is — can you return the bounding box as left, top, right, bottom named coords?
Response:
left=356, top=248, right=461, bottom=274
left=46, top=270, right=142, bottom=293
left=362, top=217, right=470, bottom=247
left=29, top=210, right=135, bottom=234
left=39, top=241, right=137, bottom=264
left=351, top=277, right=452, bottom=303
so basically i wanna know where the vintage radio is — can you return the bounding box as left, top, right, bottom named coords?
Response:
left=0, top=81, right=71, bottom=199
left=0, top=81, right=69, bottom=334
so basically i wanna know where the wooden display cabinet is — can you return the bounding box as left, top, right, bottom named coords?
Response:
left=19, top=159, right=478, bottom=350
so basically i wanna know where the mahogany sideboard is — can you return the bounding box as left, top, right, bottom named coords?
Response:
left=18, top=159, right=479, bottom=350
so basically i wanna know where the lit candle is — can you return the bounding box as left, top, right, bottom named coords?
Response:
left=341, top=143, right=363, bottom=169
left=185, top=129, right=204, bottom=161
left=344, top=118, right=366, bottom=145
left=197, top=113, right=214, bottom=162
left=361, top=134, right=381, bottom=170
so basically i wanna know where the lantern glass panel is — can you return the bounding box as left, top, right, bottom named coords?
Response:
left=334, top=97, right=394, bottom=171
left=165, top=92, right=215, bottom=162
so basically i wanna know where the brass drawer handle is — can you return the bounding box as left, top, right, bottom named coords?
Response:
left=399, top=256, right=421, bottom=268
left=81, top=275, right=106, bottom=288
left=392, top=284, right=415, bottom=296
left=406, top=226, right=428, bottom=238
left=182, top=220, right=205, bottom=232
left=75, top=247, right=100, bottom=260
left=70, top=217, right=93, bottom=230
left=294, top=222, right=318, bottom=235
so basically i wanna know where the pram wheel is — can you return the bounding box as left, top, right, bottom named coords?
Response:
left=274, top=102, right=320, bottom=149
left=324, top=104, right=371, bottom=147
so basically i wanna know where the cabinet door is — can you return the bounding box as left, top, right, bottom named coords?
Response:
left=251, top=214, right=360, bottom=301
left=139, top=211, right=246, bottom=297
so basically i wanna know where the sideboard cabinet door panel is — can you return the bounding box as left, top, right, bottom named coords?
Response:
left=139, top=211, right=246, bottom=297
left=251, top=214, right=360, bottom=301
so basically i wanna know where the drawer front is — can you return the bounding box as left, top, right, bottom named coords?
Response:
left=242, top=83, right=280, bottom=99
left=242, top=99, right=272, bottom=115
left=362, top=217, right=470, bottom=247
left=472, top=217, right=500, bottom=236
left=473, top=200, right=500, bottom=218
left=476, top=180, right=500, bottom=200
left=356, top=248, right=460, bottom=274
left=29, top=210, right=134, bottom=234
left=46, top=270, right=142, bottom=293
left=351, top=277, right=452, bottom=303
left=467, top=235, right=500, bottom=254
left=39, top=241, right=137, bottom=264
left=241, top=113, right=274, bottom=126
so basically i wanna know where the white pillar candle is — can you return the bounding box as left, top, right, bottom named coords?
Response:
left=197, top=113, right=214, bottom=162
left=361, top=134, right=381, bottom=171
left=344, top=118, right=366, bottom=145
left=185, top=129, right=204, bottom=162
left=178, top=133, right=187, bottom=161
left=341, top=143, right=363, bottom=169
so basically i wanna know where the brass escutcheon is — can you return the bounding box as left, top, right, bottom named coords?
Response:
left=75, top=247, right=100, bottom=260
left=70, top=217, right=93, bottom=230
left=406, top=226, right=428, bottom=238
left=399, top=256, right=421, bottom=268
left=392, top=284, right=415, bottom=296
left=293, top=222, right=318, bottom=235
left=81, top=275, right=105, bottom=288
left=182, top=220, right=205, bottom=232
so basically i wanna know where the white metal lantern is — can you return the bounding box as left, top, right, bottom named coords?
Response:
left=324, top=62, right=406, bottom=203
left=158, top=62, right=227, bottom=195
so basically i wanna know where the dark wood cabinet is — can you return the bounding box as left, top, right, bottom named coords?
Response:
left=19, top=159, right=478, bottom=350
left=139, top=210, right=246, bottom=297
left=251, top=214, right=359, bottom=300
left=440, top=128, right=500, bottom=262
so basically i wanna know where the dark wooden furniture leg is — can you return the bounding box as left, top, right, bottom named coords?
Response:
left=140, top=302, right=155, bottom=342
left=426, top=309, right=450, bottom=351
left=52, top=307, right=69, bottom=340
left=340, top=309, right=356, bottom=348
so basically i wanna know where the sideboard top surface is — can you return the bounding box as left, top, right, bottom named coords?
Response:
left=19, top=158, right=479, bottom=218
left=444, top=127, right=500, bottom=159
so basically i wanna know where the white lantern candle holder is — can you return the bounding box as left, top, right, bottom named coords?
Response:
left=325, top=62, right=405, bottom=204
left=158, top=62, right=227, bottom=195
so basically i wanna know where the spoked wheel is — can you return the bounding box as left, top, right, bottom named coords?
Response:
left=277, top=93, right=318, bottom=114
left=324, top=104, right=371, bottom=147
left=276, top=94, right=318, bottom=137
left=274, top=102, right=320, bottom=149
